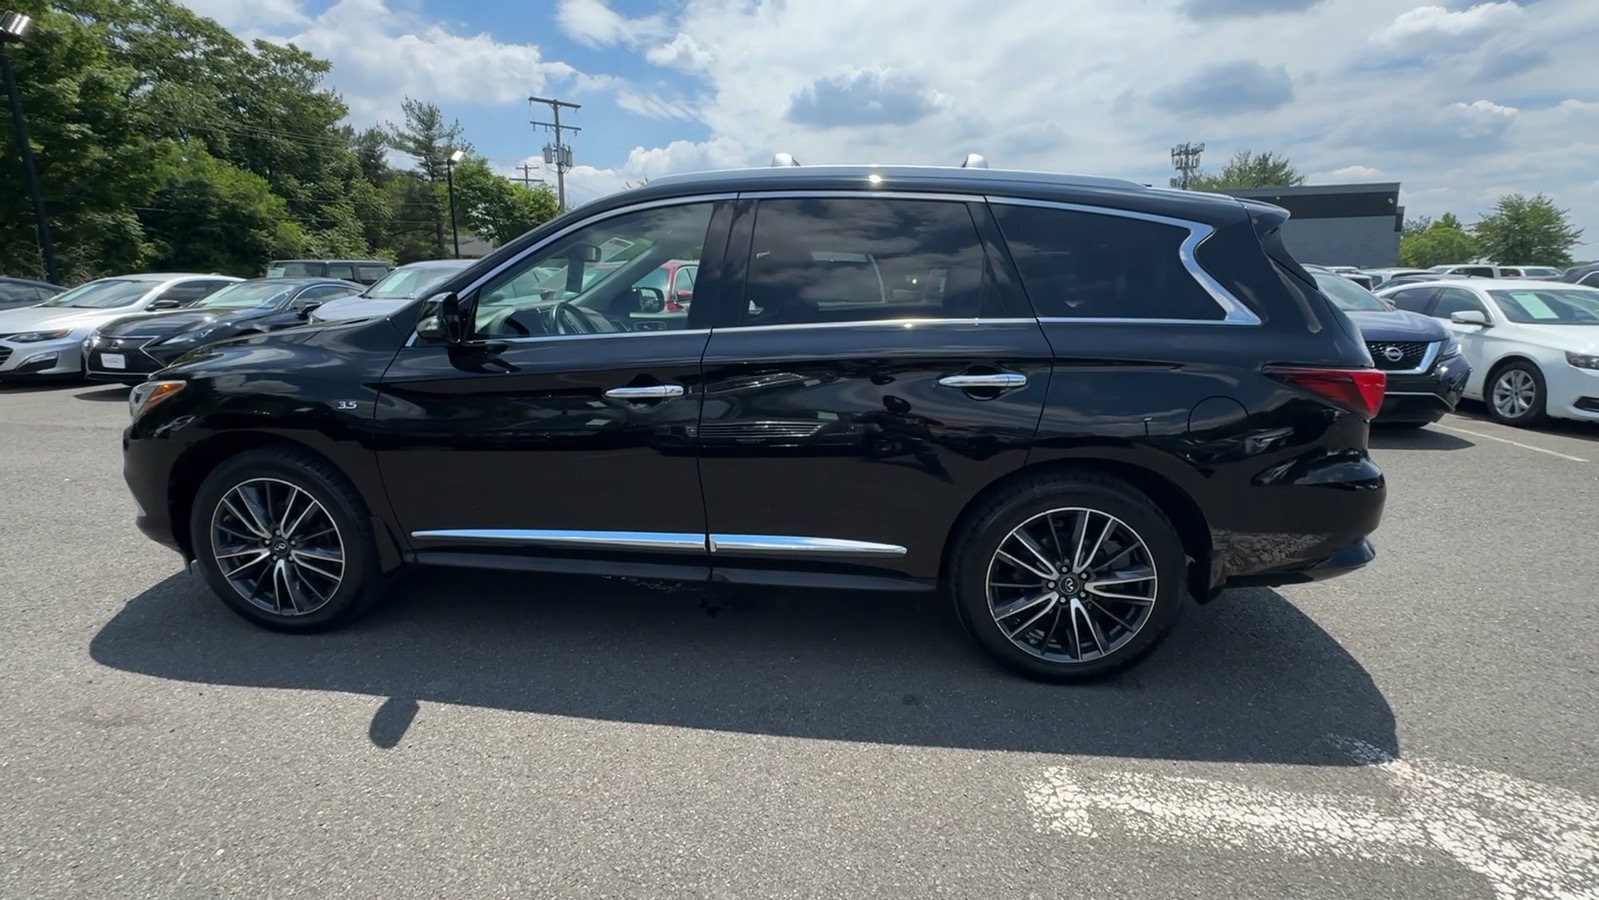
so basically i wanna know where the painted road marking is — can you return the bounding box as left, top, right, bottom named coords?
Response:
left=1436, top=424, right=1590, bottom=463
left=1025, top=737, right=1599, bottom=900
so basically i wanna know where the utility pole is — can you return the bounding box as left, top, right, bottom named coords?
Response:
left=1170, top=141, right=1205, bottom=191
left=515, top=162, right=543, bottom=189
left=530, top=95, right=580, bottom=211
left=1, top=11, right=59, bottom=284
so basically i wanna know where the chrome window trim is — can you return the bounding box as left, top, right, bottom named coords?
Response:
left=447, top=327, right=713, bottom=347
left=410, top=528, right=909, bottom=558
left=734, top=189, right=981, bottom=203
left=983, top=195, right=1263, bottom=326
left=708, top=534, right=908, bottom=557
left=405, top=192, right=738, bottom=347
left=411, top=529, right=709, bottom=552
left=1036, top=316, right=1252, bottom=327
left=1366, top=339, right=1442, bottom=376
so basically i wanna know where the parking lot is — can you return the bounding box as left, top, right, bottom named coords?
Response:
left=2, top=381, right=1596, bottom=899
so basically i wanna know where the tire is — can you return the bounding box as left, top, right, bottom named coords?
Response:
left=189, top=446, right=384, bottom=632
left=946, top=470, right=1186, bottom=682
left=1485, top=361, right=1547, bottom=428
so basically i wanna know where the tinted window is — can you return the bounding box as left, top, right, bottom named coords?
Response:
left=158, top=280, right=231, bottom=306
left=1386, top=288, right=1437, bottom=312
left=993, top=205, right=1223, bottom=320
left=1580, top=272, right=1599, bottom=288
left=356, top=265, right=391, bottom=284
left=299, top=284, right=359, bottom=302
left=739, top=197, right=988, bottom=327
left=1431, top=288, right=1488, bottom=319
left=326, top=264, right=357, bottom=280
left=474, top=202, right=716, bottom=338
left=267, top=262, right=319, bottom=277
left=1313, top=273, right=1388, bottom=312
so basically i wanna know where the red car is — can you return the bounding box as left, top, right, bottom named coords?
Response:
left=632, top=259, right=698, bottom=312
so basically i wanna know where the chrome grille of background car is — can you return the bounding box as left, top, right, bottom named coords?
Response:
left=1366, top=341, right=1429, bottom=371
left=0, top=347, right=11, bottom=365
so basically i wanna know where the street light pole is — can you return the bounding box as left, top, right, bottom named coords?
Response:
left=445, top=149, right=464, bottom=258
left=1, top=11, right=60, bottom=284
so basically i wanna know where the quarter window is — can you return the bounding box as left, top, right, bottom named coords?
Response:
left=737, top=197, right=990, bottom=327
left=992, top=205, right=1224, bottom=320
left=1386, top=288, right=1437, bottom=313
left=472, top=202, right=716, bottom=338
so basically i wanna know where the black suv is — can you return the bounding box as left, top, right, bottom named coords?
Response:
left=123, top=161, right=1387, bottom=681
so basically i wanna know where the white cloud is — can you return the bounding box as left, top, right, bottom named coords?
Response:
left=554, top=0, right=669, bottom=48
left=1323, top=165, right=1385, bottom=181
left=1372, top=1, right=1524, bottom=45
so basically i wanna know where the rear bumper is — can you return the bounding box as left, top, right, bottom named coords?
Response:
left=1225, top=538, right=1376, bottom=588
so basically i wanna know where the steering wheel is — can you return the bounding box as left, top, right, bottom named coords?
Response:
left=552, top=300, right=592, bottom=336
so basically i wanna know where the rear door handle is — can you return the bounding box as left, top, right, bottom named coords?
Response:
left=937, top=373, right=1027, bottom=389
left=605, top=384, right=686, bottom=399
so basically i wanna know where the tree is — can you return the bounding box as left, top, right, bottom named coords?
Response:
left=1399, top=213, right=1480, bottom=268
left=386, top=98, right=466, bottom=258
left=1188, top=150, right=1307, bottom=191
left=450, top=157, right=559, bottom=246
left=1471, top=194, right=1584, bottom=268
left=138, top=141, right=308, bottom=274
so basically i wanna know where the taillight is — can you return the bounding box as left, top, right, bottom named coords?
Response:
left=1263, top=365, right=1387, bottom=419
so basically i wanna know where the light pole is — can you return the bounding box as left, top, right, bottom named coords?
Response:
left=0, top=10, right=59, bottom=284
left=445, top=148, right=463, bottom=258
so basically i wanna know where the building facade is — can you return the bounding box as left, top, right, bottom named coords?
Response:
left=1221, top=183, right=1403, bottom=268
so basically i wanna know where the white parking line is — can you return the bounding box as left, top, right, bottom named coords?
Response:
left=1025, top=736, right=1599, bottom=900
left=1434, top=424, right=1590, bottom=463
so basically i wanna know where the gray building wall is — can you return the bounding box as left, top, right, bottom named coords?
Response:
left=1222, top=183, right=1403, bottom=268
left=1277, top=215, right=1402, bottom=268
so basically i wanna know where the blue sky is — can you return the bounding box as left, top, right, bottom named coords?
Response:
left=190, top=0, right=1599, bottom=248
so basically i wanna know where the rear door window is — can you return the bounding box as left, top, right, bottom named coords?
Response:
left=992, top=204, right=1224, bottom=320
left=1385, top=288, right=1438, bottom=313
left=1430, top=288, right=1489, bottom=320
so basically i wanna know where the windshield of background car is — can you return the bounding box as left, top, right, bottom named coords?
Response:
left=1488, top=289, right=1599, bottom=324
left=1314, top=273, right=1390, bottom=312
left=364, top=265, right=469, bottom=300
left=36, top=279, right=152, bottom=309
left=194, top=282, right=295, bottom=310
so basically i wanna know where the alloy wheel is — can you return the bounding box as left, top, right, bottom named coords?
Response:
left=984, top=507, right=1158, bottom=663
left=209, top=477, right=345, bottom=617
left=1492, top=369, right=1537, bottom=420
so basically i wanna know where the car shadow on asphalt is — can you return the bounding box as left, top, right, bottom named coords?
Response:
left=73, top=385, right=131, bottom=402
left=89, top=568, right=1397, bottom=765
left=1369, top=426, right=1474, bottom=451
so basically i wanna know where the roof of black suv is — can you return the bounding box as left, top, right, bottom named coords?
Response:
left=616, top=163, right=1265, bottom=227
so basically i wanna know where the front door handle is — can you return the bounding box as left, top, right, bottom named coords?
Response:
left=937, top=373, right=1027, bottom=389
left=605, top=384, right=686, bottom=400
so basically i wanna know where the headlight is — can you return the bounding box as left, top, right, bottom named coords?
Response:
left=129, top=379, right=185, bottom=420
left=84, top=331, right=102, bottom=349
left=159, top=326, right=220, bottom=347
left=5, top=329, right=71, bottom=343
left=1440, top=337, right=1462, bottom=359
left=1567, top=351, right=1599, bottom=371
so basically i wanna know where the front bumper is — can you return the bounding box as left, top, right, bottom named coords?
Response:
left=1377, top=353, right=1470, bottom=424
left=83, top=336, right=180, bottom=384
left=1546, top=362, right=1599, bottom=423
left=0, top=336, right=85, bottom=378
left=124, top=426, right=184, bottom=555
left=1226, top=538, right=1377, bottom=588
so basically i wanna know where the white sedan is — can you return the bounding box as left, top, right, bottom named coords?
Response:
left=1374, top=278, right=1599, bottom=427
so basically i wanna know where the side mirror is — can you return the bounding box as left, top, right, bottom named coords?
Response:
left=674, top=289, right=693, bottom=305
left=1450, top=310, right=1489, bottom=326
left=415, top=291, right=466, bottom=343
left=149, top=298, right=180, bottom=310
left=635, top=287, right=666, bottom=313
left=295, top=300, right=323, bottom=319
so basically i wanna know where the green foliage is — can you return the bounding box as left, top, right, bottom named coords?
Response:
left=1470, top=194, right=1584, bottom=268
left=1399, top=213, right=1480, bottom=268
left=0, top=1, right=535, bottom=280
left=451, top=156, right=559, bottom=246
left=1187, top=150, right=1307, bottom=191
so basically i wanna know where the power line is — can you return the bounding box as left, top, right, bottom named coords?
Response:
left=530, top=95, right=580, bottom=212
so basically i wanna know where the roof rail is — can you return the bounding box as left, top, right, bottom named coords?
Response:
left=771, top=152, right=801, bottom=167
left=960, top=153, right=989, bottom=169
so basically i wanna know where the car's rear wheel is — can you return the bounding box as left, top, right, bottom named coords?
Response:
left=947, top=471, right=1185, bottom=682
left=1487, top=361, right=1547, bottom=427
left=190, top=447, right=383, bottom=631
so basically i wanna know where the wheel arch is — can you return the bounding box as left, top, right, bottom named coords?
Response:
left=168, top=431, right=404, bottom=571
left=943, top=457, right=1215, bottom=603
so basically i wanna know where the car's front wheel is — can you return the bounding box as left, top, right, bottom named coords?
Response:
left=1486, top=361, right=1547, bottom=427
left=189, top=447, right=384, bottom=631
left=947, top=470, right=1185, bottom=682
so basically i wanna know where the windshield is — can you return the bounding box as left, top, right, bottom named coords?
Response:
left=37, top=279, right=153, bottom=310
left=1488, top=288, right=1599, bottom=324
left=195, top=281, right=295, bottom=310
left=1314, top=273, right=1390, bottom=312
left=364, top=264, right=471, bottom=300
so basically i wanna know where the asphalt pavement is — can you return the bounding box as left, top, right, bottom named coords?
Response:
left=1, top=381, right=1596, bottom=899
